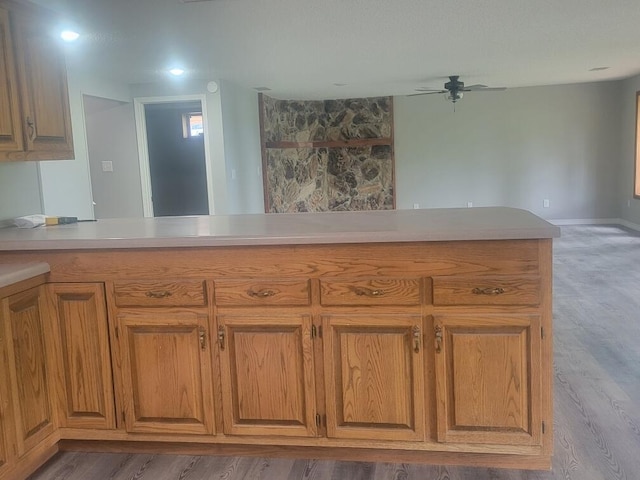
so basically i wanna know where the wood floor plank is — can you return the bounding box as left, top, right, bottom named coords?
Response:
left=27, top=225, right=640, bottom=480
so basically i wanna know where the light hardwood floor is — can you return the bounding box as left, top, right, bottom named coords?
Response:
left=29, top=225, right=640, bottom=480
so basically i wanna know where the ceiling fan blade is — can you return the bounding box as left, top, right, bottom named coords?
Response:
left=414, top=88, right=446, bottom=92
left=465, top=84, right=488, bottom=89
left=462, top=87, right=507, bottom=92
left=408, top=90, right=447, bottom=97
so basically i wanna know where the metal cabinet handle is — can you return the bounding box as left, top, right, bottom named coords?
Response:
left=199, top=328, right=206, bottom=350
left=145, top=290, right=172, bottom=298
left=354, top=287, right=384, bottom=297
left=435, top=325, right=443, bottom=354
left=217, top=325, right=225, bottom=350
left=247, top=289, right=275, bottom=298
left=472, top=287, right=505, bottom=295
left=413, top=325, right=421, bottom=353
left=26, top=116, right=36, bottom=141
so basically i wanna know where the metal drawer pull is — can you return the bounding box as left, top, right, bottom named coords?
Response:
left=354, top=287, right=385, bottom=297
left=472, top=287, right=505, bottom=295
left=247, top=289, right=276, bottom=298
left=413, top=326, right=421, bottom=353
left=145, top=290, right=173, bottom=298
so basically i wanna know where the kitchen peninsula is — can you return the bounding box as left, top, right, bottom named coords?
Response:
left=0, top=208, right=560, bottom=478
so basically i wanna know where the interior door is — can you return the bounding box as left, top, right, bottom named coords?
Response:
left=144, top=101, right=208, bottom=217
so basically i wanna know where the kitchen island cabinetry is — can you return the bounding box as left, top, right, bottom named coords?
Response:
left=108, top=280, right=216, bottom=435
left=215, top=278, right=318, bottom=437
left=322, top=313, right=426, bottom=441
left=46, top=283, right=115, bottom=430
left=0, top=208, right=560, bottom=476
left=0, top=304, right=13, bottom=478
left=0, top=270, right=58, bottom=480
left=2, top=286, right=54, bottom=456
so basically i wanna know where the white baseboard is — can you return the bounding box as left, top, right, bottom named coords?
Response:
left=550, top=218, right=640, bottom=232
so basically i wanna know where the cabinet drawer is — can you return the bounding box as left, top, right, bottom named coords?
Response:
left=320, top=278, right=421, bottom=306
left=432, top=276, right=540, bottom=306
left=215, top=280, right=310, bottom=306
left=113, top=280, right=207, bottom=307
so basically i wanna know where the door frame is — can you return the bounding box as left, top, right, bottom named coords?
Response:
left=133, top=95, right=215, bottom=217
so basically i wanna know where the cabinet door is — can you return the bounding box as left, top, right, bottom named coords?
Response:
left=434, top=314, right=541, bottom=445
left=323, top=314, right=425, bottom=441
left=1, top=287, right=54, bottom=457
left=218, top=314, right=317, bottom=437
left=10, top=9, right=73, bottom=160
left=47, top=283, right=115, bottom=429
left=0, top=7, right=23, bottom=159
left=0, top=309, right=14, bottom=477
left=118, top=310, right=215, bottom=435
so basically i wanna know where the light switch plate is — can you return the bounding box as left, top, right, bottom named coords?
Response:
left=101, top=161, right=113, bottom=172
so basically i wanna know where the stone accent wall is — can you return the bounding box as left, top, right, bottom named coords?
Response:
left=260, top=95, right=395, bottom=213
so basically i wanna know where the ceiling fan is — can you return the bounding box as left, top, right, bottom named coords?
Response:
left=411, top=75, right=506, bottom=103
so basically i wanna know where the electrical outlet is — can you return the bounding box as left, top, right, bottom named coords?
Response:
left=101, top=161, right=113, bottom=172
left=467, top=202, right=473, bottom=208
left=543, top=199, right=550, bottom=208
left=231, top=169, right=237, bottom=180
left=413, top=203, right=419, bottom=209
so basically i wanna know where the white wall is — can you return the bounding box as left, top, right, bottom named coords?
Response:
left=394, top=82, right=622, bottom=220
left=219, top=80, right=264, bottom=214
left=84, top=96, right=143, bottom=218
left=620, top=73, right=640, bottom=226
left=0, top=162, right=42, bottom=222
left=38, top=68, right=132, bottom=219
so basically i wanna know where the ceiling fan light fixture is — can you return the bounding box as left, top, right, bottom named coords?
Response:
left=445, top=91, right=463, bottom=103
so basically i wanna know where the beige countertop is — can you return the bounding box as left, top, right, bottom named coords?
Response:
left=0, top=208, right=560, bottom=251
left=0, top=262, right=50, bottom=289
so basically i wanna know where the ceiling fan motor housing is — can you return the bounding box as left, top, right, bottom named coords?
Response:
left=444, top=76, right=463, bottom=92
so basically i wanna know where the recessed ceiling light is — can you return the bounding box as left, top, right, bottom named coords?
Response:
left=169, top=68, right=185, bottom=76
left=60, top=30, right=80, bottom=42
left=589, top=67, right=610, bottom=71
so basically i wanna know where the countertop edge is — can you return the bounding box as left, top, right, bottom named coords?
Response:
left=0, top=262, right=51, bottom=289
left=0, top=208, right=561, bottom=251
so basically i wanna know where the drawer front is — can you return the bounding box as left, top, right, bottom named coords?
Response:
left=320, top=278, right=421, bottom=306
left=215, top=280, right=310, bottom=306
left=113, top=280, right=207, bottom=307
left=432, top=276, right=540, bottom=306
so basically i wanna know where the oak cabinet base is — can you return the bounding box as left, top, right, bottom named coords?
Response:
left=0, top=238, right=553, bottom=478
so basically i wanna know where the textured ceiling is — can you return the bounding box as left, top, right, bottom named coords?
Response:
left=40, top=0, right=640, bottom=99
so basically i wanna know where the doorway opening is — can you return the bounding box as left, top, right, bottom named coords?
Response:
left=134, top=95, right=215, bottom=217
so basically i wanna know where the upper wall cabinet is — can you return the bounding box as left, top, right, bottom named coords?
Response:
left=0, top=1, right=73, bottom=162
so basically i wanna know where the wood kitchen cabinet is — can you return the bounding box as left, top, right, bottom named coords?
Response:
left=215, top=279, right=317, bottom=437
left=0, top=6, right=23, bottom=157
left=0, top=286, right=55, bottom=457
left=0, top=307, right=14, bottom=478
left=116, top=309, right=216, bottom=435
left=322, top=314, right=425, bottom=441
left=433, top=314, right=542, bottom=446
left=46, top=283, right=115, bottom=430
left=0, top=221, right=556, bottom=473
left=217, top=313, right=317, bottom=437
left=111, top=279, right=216, bottom=435
left=0, top=0, right=73, bottom=162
